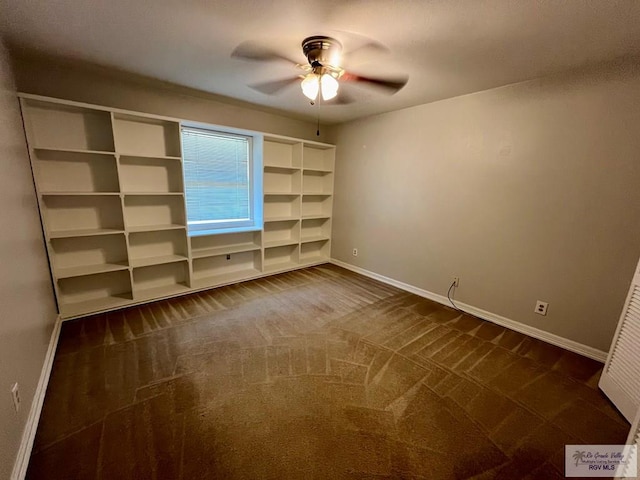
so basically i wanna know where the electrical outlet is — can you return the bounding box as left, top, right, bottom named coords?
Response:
left=352, top=248, right=358, bottom=257
left=534, top=301, right=549, bottom=316
left=11, top=383, right=20, bottom=413
left=453, top=277, right=460, bottom=288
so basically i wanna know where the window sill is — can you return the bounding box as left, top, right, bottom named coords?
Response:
left=187, top=224, right=263, bottom=237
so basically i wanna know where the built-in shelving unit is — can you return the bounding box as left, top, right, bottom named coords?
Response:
left=20, top=94, right=335, bottom=319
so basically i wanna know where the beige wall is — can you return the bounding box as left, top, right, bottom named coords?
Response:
left=330, top=62, right=640, bottom=352
left=0, top=42, right=57, bottom=478
left=11, top=54, right=326, bottom=143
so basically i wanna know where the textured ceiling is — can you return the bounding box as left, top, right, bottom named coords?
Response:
left=2, top=0, right=640, bottom=124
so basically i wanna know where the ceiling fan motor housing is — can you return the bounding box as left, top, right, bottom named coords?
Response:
left=302, top=36, right=342, bottom=72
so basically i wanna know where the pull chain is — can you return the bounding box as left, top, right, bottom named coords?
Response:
left=316, top=94, right=321, bottom=137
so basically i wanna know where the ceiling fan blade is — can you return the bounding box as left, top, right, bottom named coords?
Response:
left=342, top=41, right=389, bottom=65
left=249, top=77, right=300, bottom=95
left=231, top=42, right=300, bottom=66
left=326, top=90, right=356, bottom=105
left=342, top=72, right=409, bottom=93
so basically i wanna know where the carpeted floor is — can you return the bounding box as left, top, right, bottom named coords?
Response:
left=27, top=264, right=629, bottom=479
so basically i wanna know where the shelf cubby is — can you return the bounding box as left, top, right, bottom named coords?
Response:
left=301, top=217, right=331, bottom=243
left=133, top=261, right=190, bottom=301
left=191, top=231, right=261, bottom=259
left=264, top=139, right=302, bottom=168
left=33, top=150, right=119, bottom=193
left=300, top=239, right=331, bottom=264
left=43, top=195, right=124, bottom=237
left=113, top=113, right=181, bottom=158
left=51, top=234, right=128, bottom=279
left=22, top=99, right=115, bottom=152
left=302, top=170, right=333, bottom=195
left=263, top=244, right=299, bottom=273
left=264, top=194, right=300, bottom=222
left=128, top=229, right=188, bottom=268
left=192, top=251, right=261, bottom=289
left=301, top=195, right=333, bottom=219
left=119, top=156, right=184, bottom=193
left=264, top=167, right=301, bottom=194
left=303, top=146, right=334, bottom=171
left=123, top=194, right=186, bottom=231
left=57, top=270, right=133, bottom=317
left=263, top=220, right=300, bottom=248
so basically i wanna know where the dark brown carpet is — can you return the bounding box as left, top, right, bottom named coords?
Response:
left=27, top=264, right=628, bottom=479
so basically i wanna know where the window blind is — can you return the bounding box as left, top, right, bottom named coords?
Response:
left=182, top=127, right=251, bottom=229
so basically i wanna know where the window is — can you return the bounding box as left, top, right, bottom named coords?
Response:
left=181, top=126, right=262, bottom=236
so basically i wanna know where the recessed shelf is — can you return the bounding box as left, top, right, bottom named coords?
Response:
left=192, top=243, right=260, bottom=259
left=265, top=165, right=300, bottom=173
left=43, top=195, right=124, bottom=234
left=264, top=139, right=302, bottom=168
left=57, top=270, right=132, bottom=317
left=301, top=217, right=331, bottom=242
left=119, top=155, right=184, bottom=193
left=23, top=99, right=115, bottom=152
left=33, top=149, right=119, bottom=193
left=56, top=263, right=129, bottom=279
left=123, top=192, right=184, bottom=196
left=303, top=145, right=334, bottom=171
left=302, top=169, right=333, bottom=195
left=128, top=229, right=188, bottom=268
left=130, top=254, right=188, bottom=268
left=300, top=239, right=331, bottom=263
left=264, top=168, right=301, bottom=195
left=127, top=224, right=185, bottom=233
left=113, top=113, right=181, bottom=158
left=264, top=195, right=300, bottom=221
left=192, top=250, right=261, bottom=289
left=300, top=235, right=330, bottom=244
left=301, top=195, right=333, bottom=218
left=264, top=215, right=300, bottom=223
left=41, top=192, right=120, bottom=197
left=123, top=195, right=186, bottom=231
left=34, top=147, right=115, bottom=156
left=264, top=239, right=299, bottom=248
left=48, top=228, right=124, bottom=239
left=190, top=231, right=261, bottom=259
left=132, top=261, right=190, bottom=301
left=51, top=234, right=128, bottom=279
left=264, top=244, right=299, bottom=273
left=264, top=219, right=299, bottom=248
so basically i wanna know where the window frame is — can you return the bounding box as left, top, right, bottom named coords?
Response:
left=180, top=122, right=263, bottom=237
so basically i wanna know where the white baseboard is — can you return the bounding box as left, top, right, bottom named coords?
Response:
left=331, top=259, right=608, bottom=363
left=11, top=315, right=62, bottom=480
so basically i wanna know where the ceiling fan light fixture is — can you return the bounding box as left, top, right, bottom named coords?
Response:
left=301, top=72, right=340, bottom=101
left=320, top=73, right=339, bottom=100
left=301, top=73, right=320, bottom=100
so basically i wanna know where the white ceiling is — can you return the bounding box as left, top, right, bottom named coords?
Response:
left=2, top=0, right=640, bottom=124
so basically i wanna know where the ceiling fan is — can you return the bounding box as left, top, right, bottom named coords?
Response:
left=232, top=35, right=408, bottom=104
